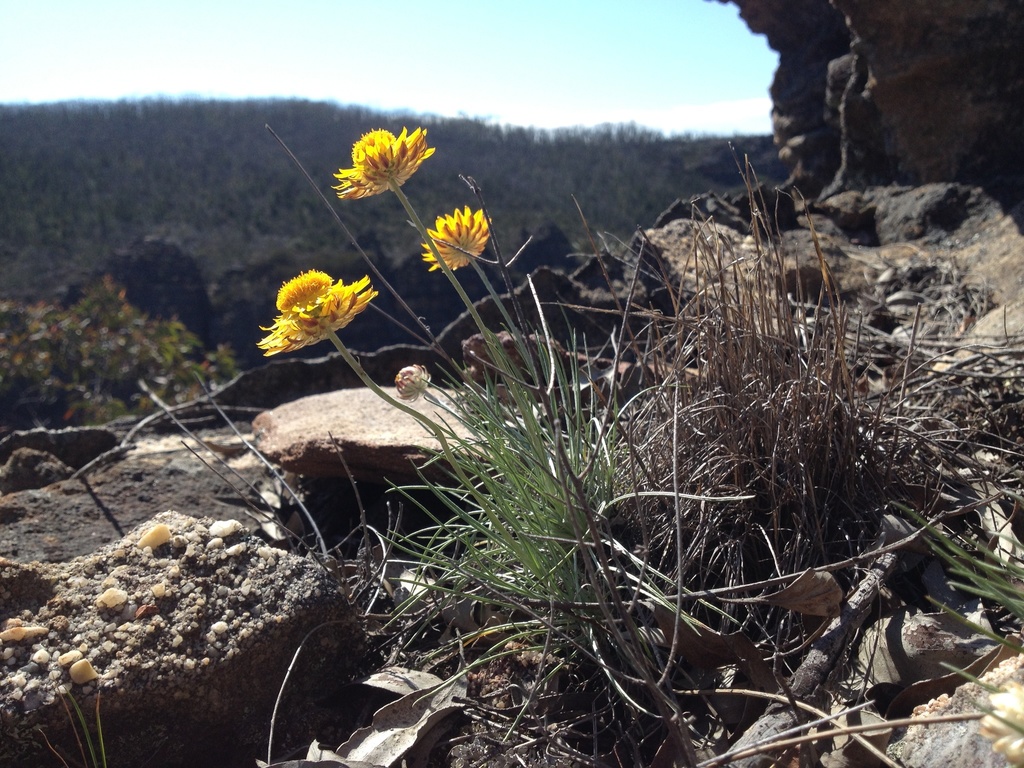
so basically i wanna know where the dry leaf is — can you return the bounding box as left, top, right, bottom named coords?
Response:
left=820, top=707, right=888, bottom=768
left=332, top=677, right=467, bottom=766
left=356, top=667, right=444, bottom=698
left=885, top=642, right=1020, bottom=719
left=761, top=569, right=843, bottom=617
left=644, top=600, right=776, bottom=691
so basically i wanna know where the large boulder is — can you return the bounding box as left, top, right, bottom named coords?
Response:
left=0, top=510, right=364, bottom=768
left=712, top=0, right=851, bottom=196
left=103, top=237, right=214, bottom=346
left=712, top=0, right=1024, bottom=196
left=252, top=387, right=472, bottom=484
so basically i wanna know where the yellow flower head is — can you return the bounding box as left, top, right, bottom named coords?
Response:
left=422, top=206, right=490, bottom=271
left=982, top=681, right=1024, bottom=766
left=332, top=127, right=435, bottom=200
left=258, top=270, right=377, bottom=356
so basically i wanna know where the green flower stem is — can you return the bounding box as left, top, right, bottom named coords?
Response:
left=387, top=179, right=488, bottom=336
left=326, top=329, right=481, bottom=500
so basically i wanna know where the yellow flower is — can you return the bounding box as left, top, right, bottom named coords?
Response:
left=332, top=127, right=435, bottom=200
left=982, top=681, right=1024, bottom=766
left=422, top=207, right=490, bottom=271
left=258, top=270, right=377, bottom=356
left=395, top=364, right=431, bottom=401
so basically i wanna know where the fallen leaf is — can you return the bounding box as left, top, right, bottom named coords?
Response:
left=760, top=569, right=843, bottom=617
left=644, top=600, right=776, bottom=692
left=332, top=676, right=468, bottom=767
left=885, top=642, right=1020, bottom=719
left=356, top=667, right=444, bottom=698
left=820, top=706, right=888, bottom=768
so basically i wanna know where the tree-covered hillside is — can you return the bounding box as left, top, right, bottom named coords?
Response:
left=0, top=98, right=781, bottom=286
left=0, top=99, right=784, bottom=375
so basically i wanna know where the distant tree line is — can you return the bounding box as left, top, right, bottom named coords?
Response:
left=0, top=98, right=782, bottom=296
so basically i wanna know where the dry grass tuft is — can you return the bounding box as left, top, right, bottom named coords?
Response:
left=614, top=208, right=895, bottom=648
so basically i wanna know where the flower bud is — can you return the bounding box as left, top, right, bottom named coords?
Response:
left=395, top=364, right=431, bottom=401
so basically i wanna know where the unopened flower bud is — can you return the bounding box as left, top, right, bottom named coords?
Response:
left=395, top=364, right=430, bottom=401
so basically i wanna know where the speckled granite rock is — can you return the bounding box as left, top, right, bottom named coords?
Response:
left=0, top=510, right=364, bottom=768
left=892, top=653, right=1024, bottom=768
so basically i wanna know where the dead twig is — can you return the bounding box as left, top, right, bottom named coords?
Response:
left=719, top=551, right=901, bottom=768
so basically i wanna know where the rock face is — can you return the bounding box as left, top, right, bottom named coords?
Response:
left=714, top=0, right=1024, bottom=196
left=0, top=510, right=364, bottom=768
left=832, top=0, right=1024, bottom=189
left=893, top=652, right=1024, bottom=768
left=104, top=237, right=214, bottom=346
left=715, top=0, right=850, bottom=197
left=0, top=428, right=271, bottom=564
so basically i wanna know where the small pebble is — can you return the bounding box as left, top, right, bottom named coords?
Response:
left=137, top=523, right=172, bottom=550
left=31, top=649, right=50, bottom=665
left=96, top=588, right=128, bottom=609
left=209, top=519, right=243, bottom=538
left=69, top=659, right=99, bottom=684
left=0, top=625, right=48, bottom=642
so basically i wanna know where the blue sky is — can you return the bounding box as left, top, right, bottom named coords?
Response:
left=1, top=0, right=778, bottom=136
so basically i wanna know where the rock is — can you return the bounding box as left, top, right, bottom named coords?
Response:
left=715, top=0, right=1024, bottom=194
left=252, top=388, right=473, bottom=484
left=0, top=510, right=364, bottom=768
left=891, top=653, right=1024, bottom=768
left=869, top=184, right=985, bottom=244
left=104, top=237, right=214, bottom=346
left=0, top=426, right=118, bottom=471
left=0, top=430, right=270, bottom=563
left=713, top=0, right=850, bottom=195
left=509, top=221, right=576, bottom=278
left=832, top=0, right=1024, bottom=187
left=686, top=192, right=751, bottom=234
left=814, top=189, right=876, bottom=234
left=0, top=448, right=72, bottom=494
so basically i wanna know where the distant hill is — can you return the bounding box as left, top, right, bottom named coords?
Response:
left=0, top=98, right=785, bottom=365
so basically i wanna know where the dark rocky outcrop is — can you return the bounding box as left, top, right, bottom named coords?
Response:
left=0, top=426, right=117, bottom=471
left=714, top=0, right=1024, bottom=197
left=714, top=0, right=850, bottom=197
left=508, top=222, right=576, bottom=278
left=102, top=237, right=214, bottom=345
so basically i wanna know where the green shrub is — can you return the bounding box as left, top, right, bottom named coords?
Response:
left=0, top=276, right=237, bottom=427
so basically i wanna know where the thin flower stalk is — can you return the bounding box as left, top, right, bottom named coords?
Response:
left=322, top=329, right=486, bottom=510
